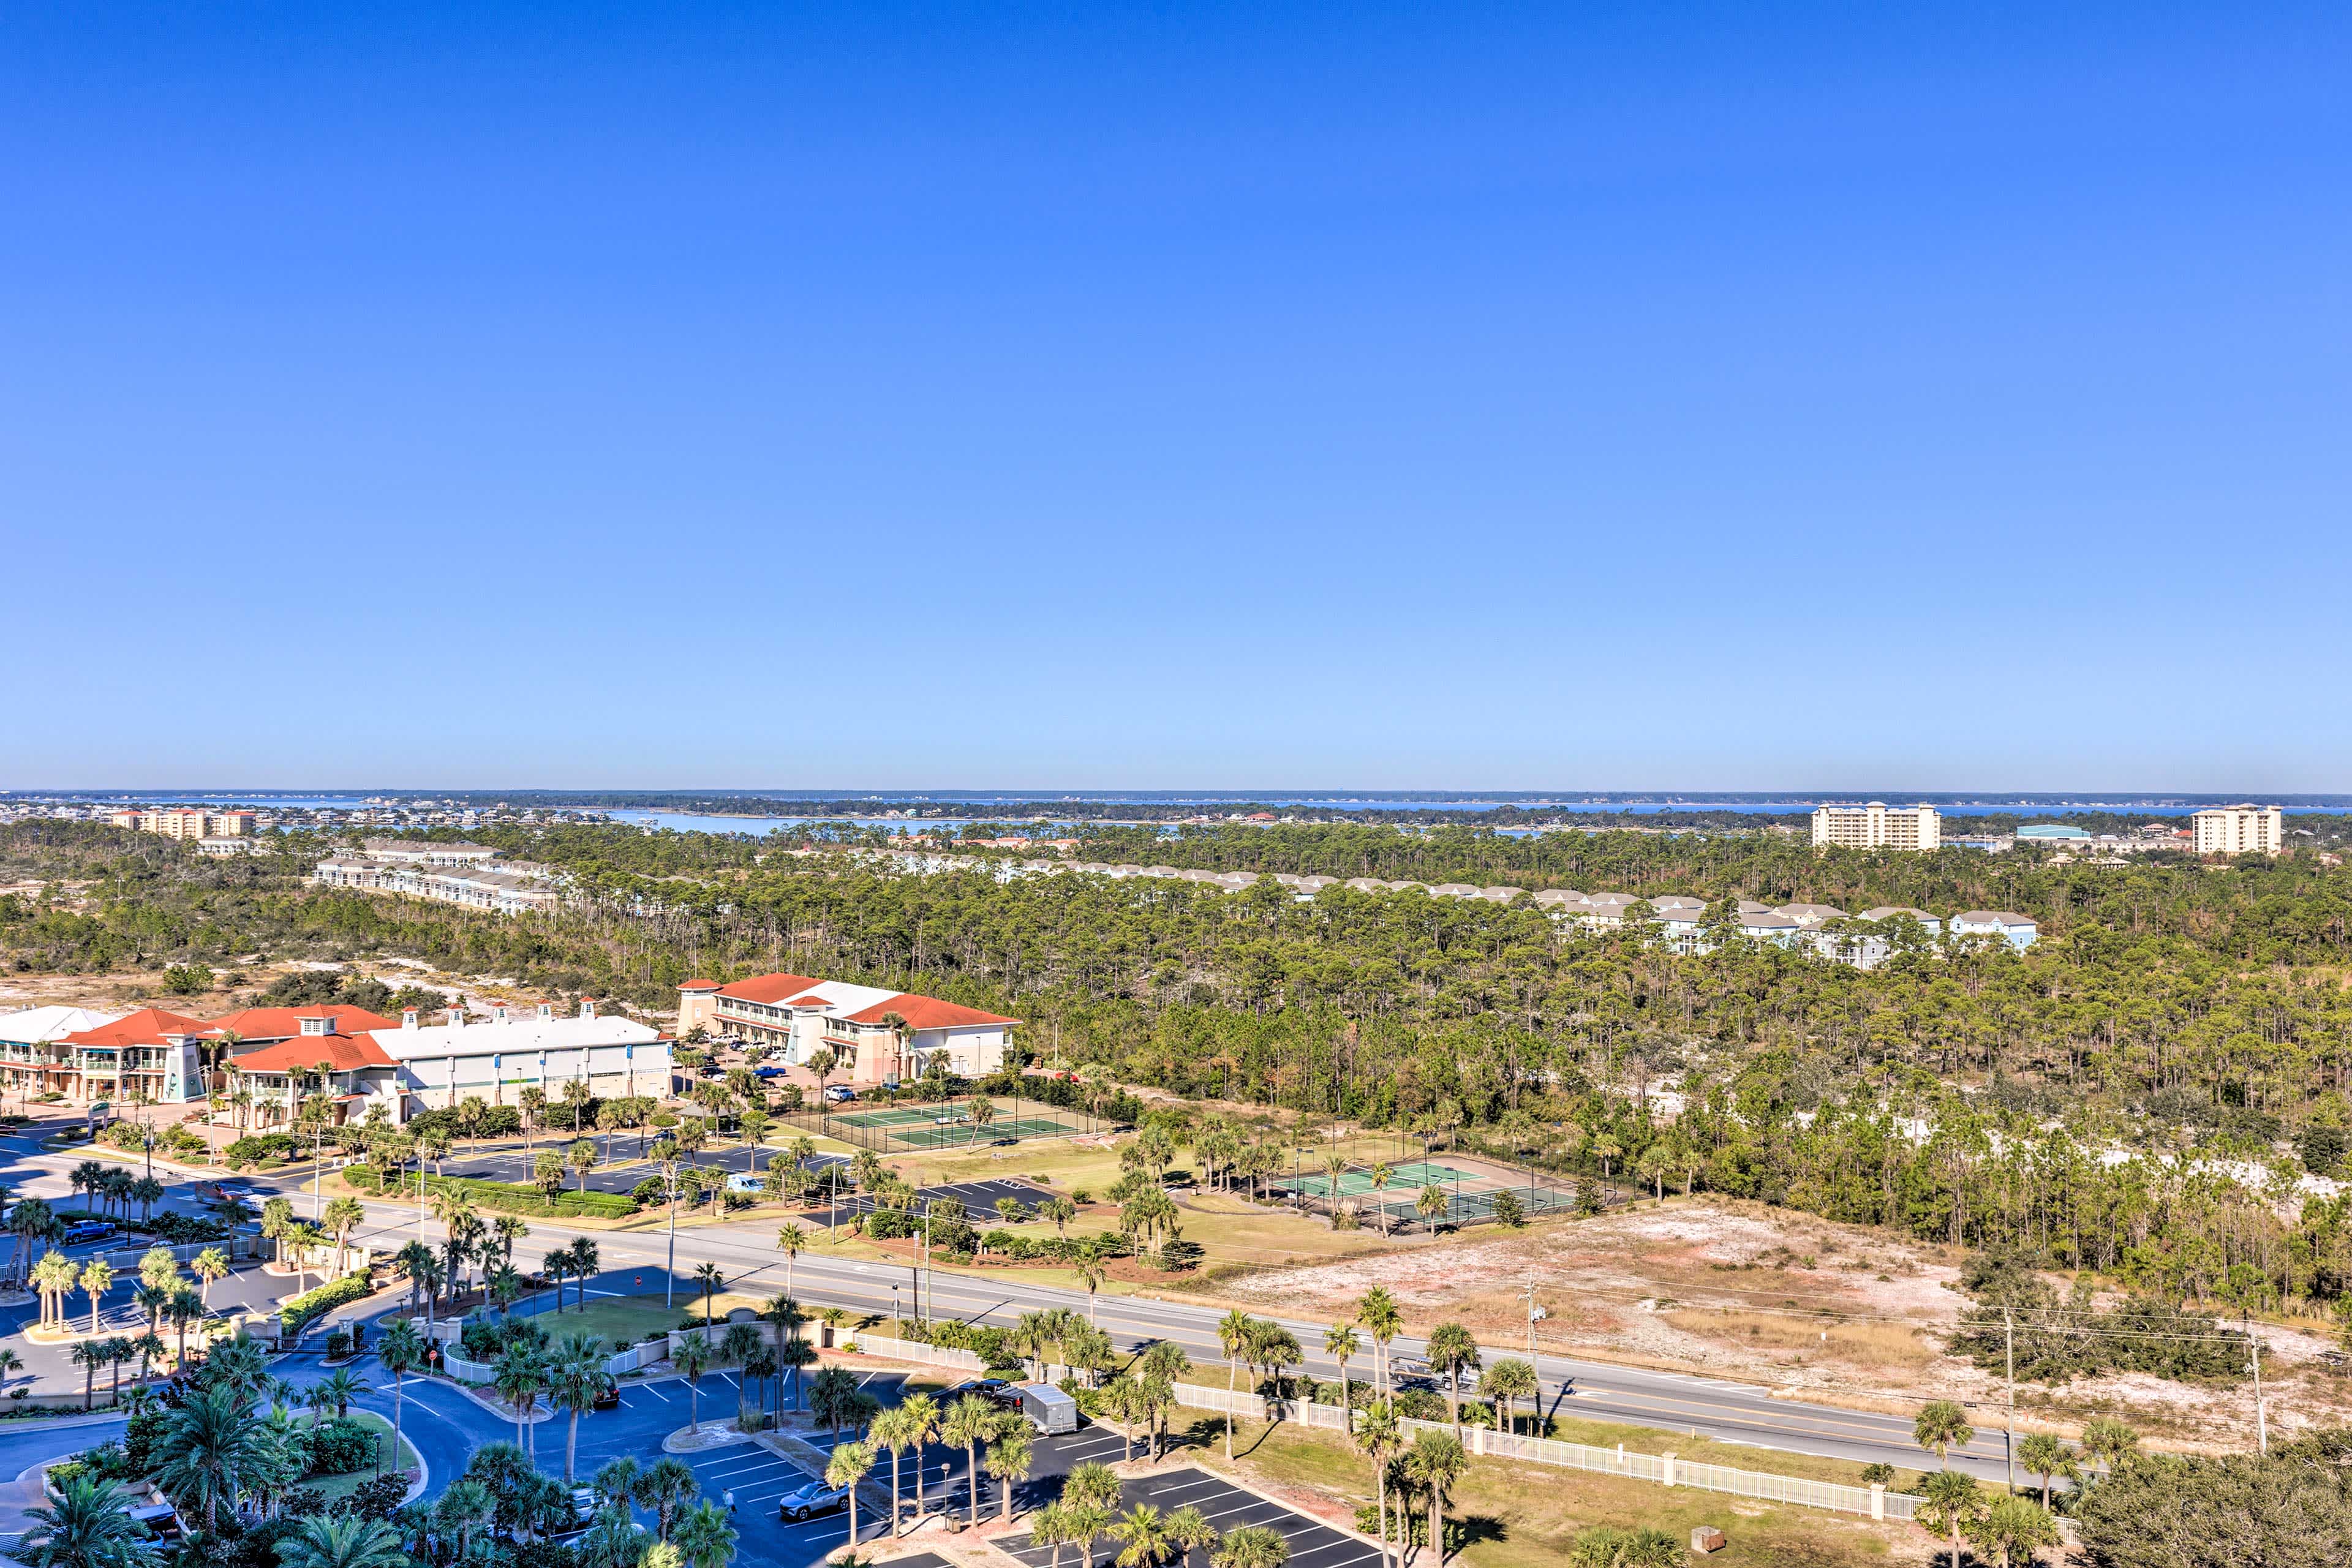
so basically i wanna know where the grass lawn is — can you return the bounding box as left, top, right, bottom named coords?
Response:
left=1176, top=1415, right=1924, bottom=1568
left=303, top=1411, right=424, bottom=1502
left=529, top=1294, right=692, bottom=1348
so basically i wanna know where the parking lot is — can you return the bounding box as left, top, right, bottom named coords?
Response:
left=998, top=1466, right=1384, bottom=1568
left=802, top=1175, right=1046, bottom=1229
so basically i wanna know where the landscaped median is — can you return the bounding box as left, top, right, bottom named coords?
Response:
left=336, top=1163, right=638, bottom=1220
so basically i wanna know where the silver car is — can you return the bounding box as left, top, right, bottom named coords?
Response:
left=778, top=1480, right=851, bottom=1521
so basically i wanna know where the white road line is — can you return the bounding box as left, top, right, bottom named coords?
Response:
left=636, top=1384, right=670, bottom=1403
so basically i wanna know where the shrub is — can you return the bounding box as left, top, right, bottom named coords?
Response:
left=1155, top=1238, right=1203, bottom=1272
left=225, top=1133, right=300, bottom=1166
left=630, top=1177, right=665, bottom=1206
left=162, top=963, right=214, bottom=995
left=301, top=1417, right=379, bottom=1477
left=141, top=1213, right=227, bottom=1245
left=337, top=1472, right=413, bottom=1521
left=281, top=1273, right=372, bottom=1335
left=407, top=1174, right=635, bottom=1220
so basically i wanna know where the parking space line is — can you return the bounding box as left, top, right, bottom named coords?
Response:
left=636, top=1384, right=669, bottom=1403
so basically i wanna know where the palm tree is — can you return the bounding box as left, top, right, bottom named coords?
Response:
left=1216, top=1310, right=1257, bottom=1459
left=1913, top=1400, right=1973, bottom=1468
left=581, top=1505, right=644, bottom=1568
left=897, top=1392, right=940, bottom=1525
left=1035, top=1501, right=1076, bottom=1568
left=317, top=1366, right=371, bottom=1419
left=1967, top=1494, right=2060, bottom=1568
left=779, top=1335, right=817, bottom=1412
left=151, top=1384, right=262, bottom=1534
left=940, top=1396, right=998, bottom=1525
left=1425, top=1322, right=1480, bottom=1439
left=986, top=1420, right=1033, bottom=1521
left=434, top=1479, right=494, bottom=1561
left=1109, top=1504, right=1175, bottom=1568
left=775, top=1224, right=808, bottom=1297
left=1351, top=1399, right=1402, bottom=1568
left=1357, top=1287, right=1401, bottom=1395
left=1325, top=1324, right=1360, bottom=1419
left=192, top=1247, right=230, bottom=1307
left=165, top=1287, right=202, bottom=1369
left=693, top=1261, right=726, bottom=1324
left=673, top=1335, right=712, bottom=1430
left=0, top=1347, right=21, bottom=1392
left=1414, top=1185, right=1448, bottom=1228
left=2016, top=1431, right=2078, bottom=1508
left=276, top=1514, right=407, bottom=1568
left=321, top=1196, right=366, bottom=1276
left=1480, top=1358, right=1537, bottom=1436
left=21, top=1475, right=150, bottom=1568
left=551, top=1332, right=614, bottom=1482
left=1405, top=1431, right=1466, bottom=1566
left=377, top=1316, right=426, bottom=1472
left=1212, top=1526, right=1289, bottom=1568
left=495, top=1343, right=548, bottom=1461
left=823, top=1440, right=875, bottom=1553
left=2081, top=1416, right=2140, bottom=1474
left=871, top=1409, right=921, bottom=1537
left=673, top=1499, right=737, bottom=1568
left=1918, top=1469, right=1986, bottom=1568
left=1167, top=1507, right=1215, bottom=1562
left=640, top=1457, right=700, bottom=1541
left=77, top=1258, right=113, bottom=1335
left=1062, top=1462, right=1122, bottom=1566
left=69, top=1343, right=105, bottom=1411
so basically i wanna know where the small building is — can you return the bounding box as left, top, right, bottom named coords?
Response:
left=1772, top=903, right=1847, bottom=929
left=2016, top=823, right=2092, bottom=843
left=1856, top=905, right=1943, bottom=936
left=1950, top=911, right=2038, bottom=950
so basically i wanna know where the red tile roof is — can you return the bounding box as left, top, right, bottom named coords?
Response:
left=716, top=973, right=827, bottom=1005
left=843, top=995, right=1019, bottom=1030
left=678, top=979, right=722, bottom=991
left=62, top=1008, right=211, bottom=1047
left=205, top=1005, right=400, bottom=1042
left=230, top=1035, right=399, bottom=1072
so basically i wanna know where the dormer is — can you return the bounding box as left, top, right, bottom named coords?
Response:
left=535, top=1003, right=554, bottom=1021
left=401, top=1009, right=420, bottom=1029
left=579, top=999, right=597, bottom=1020
left=298, top=1014, right=336, bottom=1037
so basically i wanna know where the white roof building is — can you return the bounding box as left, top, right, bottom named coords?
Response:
left=372, top=1001, right=669, bottom=1115
left=0, top=1006, right=126, bottom=1044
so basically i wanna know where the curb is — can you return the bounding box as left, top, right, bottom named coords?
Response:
left=664, top=1423, right=757, bottom=1454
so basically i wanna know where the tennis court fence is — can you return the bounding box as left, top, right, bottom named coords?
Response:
left=779, top=1093, right=1109, bottom=1153
left=1161, top=1381, right=1921, bottom=1522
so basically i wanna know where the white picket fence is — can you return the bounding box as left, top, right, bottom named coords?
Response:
left=1164, top=1382, right=1921, bottom=1523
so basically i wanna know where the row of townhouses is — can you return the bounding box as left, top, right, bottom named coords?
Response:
left=314, top=840, right=561, bottom=914
left=858, top=849, right=2036, bottom=965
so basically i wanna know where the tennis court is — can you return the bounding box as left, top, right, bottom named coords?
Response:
left=1289, top=1158, right=1463, bottom=1197
left=1289, top=1155, right=1594, bottom=1228
left=785, top=1094, right=1106, bottom=1152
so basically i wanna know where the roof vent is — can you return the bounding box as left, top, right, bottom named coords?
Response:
left=579, top=998, right=597, bottom=1020
left=536, top=1003, right=554, bottom=1021
left=492, top=1006, right=509, bottom=1024
left=401, top=1009, right=419, bottom=1030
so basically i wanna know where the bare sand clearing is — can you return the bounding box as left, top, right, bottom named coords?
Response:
left=1216, top=1196, right=2352, bottom=1446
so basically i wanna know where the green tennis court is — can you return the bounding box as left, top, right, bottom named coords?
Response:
left=1291, top=1159, right=1476, bottom=1197
left=788, top=1095, right=1105, bottom=1152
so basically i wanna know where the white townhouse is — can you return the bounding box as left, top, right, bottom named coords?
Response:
left=375, top=1001, right=671, bottom=1117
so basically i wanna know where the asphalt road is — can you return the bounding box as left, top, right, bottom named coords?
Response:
left=314, top=1185, right=2025, bottom=1484
left=0, top=1128, right=2027, bottom=1487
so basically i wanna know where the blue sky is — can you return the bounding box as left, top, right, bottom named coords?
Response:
left=6, top=4, right=2346, bottom=791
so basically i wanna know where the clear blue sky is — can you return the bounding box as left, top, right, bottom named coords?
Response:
left=7, top=4, right=2346, bottom=792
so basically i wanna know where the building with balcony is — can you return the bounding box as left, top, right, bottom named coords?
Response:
left=677, top=973, right=1017, bottom=1082
left=111, top=808, right=257, bottom=840
left=368, top=1000, right=668, bottom=1120
left=54, top=1008, right=211, bottom=1104
left=315, top=849, right=560, bottom=914
left=1811, top=802, right=1941, bottom=851
left=2192, top=804, right=2286, bottom=856
left=1950, top=910, right=2039, bottom=950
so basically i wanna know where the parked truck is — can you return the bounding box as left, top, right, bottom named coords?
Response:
left=1019, top=1381, right=1079, bottom=1435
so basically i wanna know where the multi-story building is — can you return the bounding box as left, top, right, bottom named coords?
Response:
left=54, top=1008, right=212, bottom=1104
left=315, top=850, right=560, bottom=914
left=371, top=1000, right=668, bottom=1118
left=0, top=1006, right=129, bottom=1102
left=110, top=808, right=255, bottom=840
left=1811, top=802, right=1941, bottom=851
left=2192, top=804, right=2286, bottom=856
left=357, top=839, right=500, bottom=867
left=1950, top=910, right=2039, bottom=950
left=677, top=974, right=1017, bottom=1082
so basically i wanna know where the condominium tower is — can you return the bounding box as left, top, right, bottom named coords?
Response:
left=2192, top=804, right=2286, bottom=856
left=1811, top=802, right=1941, bottom=851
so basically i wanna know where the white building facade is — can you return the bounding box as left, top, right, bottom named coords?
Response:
left=2192, top=804, right=2286, bottom=856
left=1811, top=802, right=1942, bottom=851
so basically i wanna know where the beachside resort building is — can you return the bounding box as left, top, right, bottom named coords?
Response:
left=2192, top=804, right=2287, bottom=856
left=677, top=973, right=1017, bottom=1083
left=1810, top=802, right=1942, bottom=851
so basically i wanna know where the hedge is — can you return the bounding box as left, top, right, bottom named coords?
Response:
left=282, top=1273, right=372, bottom=1334
left=342, top=1164, right=637, bottom=1219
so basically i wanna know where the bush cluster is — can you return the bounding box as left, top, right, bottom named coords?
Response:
left=281, top=1272, right=372, bottom=1334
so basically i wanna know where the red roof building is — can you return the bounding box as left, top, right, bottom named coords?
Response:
left=677, top=973, right=1017, bottom=1084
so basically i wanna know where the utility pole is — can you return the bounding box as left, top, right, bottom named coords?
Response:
left=2003, top=1308, right=2017, bottom=1493
left=1525, top=1276, right=1548, bottom=1428
left=2250, top=1310, right=2267, bottom=1455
